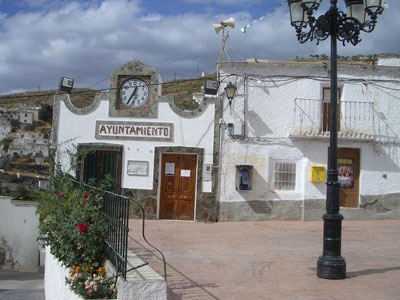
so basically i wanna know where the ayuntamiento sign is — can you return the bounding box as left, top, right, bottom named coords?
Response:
left=95, top=121, right=174, bottom=141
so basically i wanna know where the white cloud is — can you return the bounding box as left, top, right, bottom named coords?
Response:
left=0, top=0, right=398, bottom=94
left=183, top=0, right=263, bottom=5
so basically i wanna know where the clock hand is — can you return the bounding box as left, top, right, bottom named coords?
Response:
left=126, top=87, right=138, bottom=105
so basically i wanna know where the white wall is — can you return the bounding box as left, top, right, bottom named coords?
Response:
left=56, top=100, right=215, bottom=192
left=0, top=197, right=39, bottom=271
left=218, top=61, right=400, bottom=206
left=44, top=247, right=83, bottom=300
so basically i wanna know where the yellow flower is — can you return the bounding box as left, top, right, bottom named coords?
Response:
left=76, top=266, right=80, bottom=272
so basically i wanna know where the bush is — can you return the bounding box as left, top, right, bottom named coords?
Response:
left=10, top=119, right=20, bottom=132
left=1, top=137, right=13, bottom=151
left=37, top=176, right=108, bottom=267
left=38, top=104, right=53, bottom=123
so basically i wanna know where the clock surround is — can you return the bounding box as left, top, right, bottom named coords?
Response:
left=109, top=60, right=162, bottom=118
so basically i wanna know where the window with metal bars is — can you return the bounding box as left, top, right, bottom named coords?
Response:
left=77, top=144, right=123, bottom=194
left=274, top=161, right=296, bottom=191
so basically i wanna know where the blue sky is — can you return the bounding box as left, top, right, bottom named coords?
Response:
left=0, top=0, right=282, bottom=18
left=0, top=0, right=398, bottom=94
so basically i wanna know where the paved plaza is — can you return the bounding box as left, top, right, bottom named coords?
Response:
left=128, top=219, right=400, bottom=300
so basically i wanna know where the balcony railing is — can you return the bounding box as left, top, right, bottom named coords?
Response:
left=292, top=98, right=377, bottom=140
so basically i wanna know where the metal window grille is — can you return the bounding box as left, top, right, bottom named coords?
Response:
left=274, top=161, right=296, bottom=191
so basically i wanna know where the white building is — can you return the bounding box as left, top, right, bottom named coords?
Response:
left=53, top=61, right=218, bottom=221
left=0, top=117, right=11, bottom=141
left=8, top=132, right=49, bottom=157
left=0, top=109, right=34, bottom=124
left=19, top=111, right=34, bottom=124
left=217, top=55, right=400, bottom=221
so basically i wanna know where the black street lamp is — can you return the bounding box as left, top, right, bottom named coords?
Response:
left=225, top=82, right=237, bottom=106
left=287, top=0, right=385, bottom=279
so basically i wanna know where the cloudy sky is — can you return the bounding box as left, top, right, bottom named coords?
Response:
left=0, top=0, right=398, bottom=94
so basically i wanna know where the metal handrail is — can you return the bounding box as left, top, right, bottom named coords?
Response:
left=69, top=178, right=167, bottom=281
left=128, top=197, right=168, bottom=282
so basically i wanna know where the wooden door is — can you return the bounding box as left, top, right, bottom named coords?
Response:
left=337, top=148, right=360, bottom=208
left=322, top=87, right=341, bottom=132
left=160, top=153, right=197, bottom=220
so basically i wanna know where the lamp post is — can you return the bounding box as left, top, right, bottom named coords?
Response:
left=225, top=82, right=237, bottom=106
left=287, top=0, right=385, bottom=279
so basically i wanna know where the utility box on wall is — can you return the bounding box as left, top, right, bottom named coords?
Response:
left=236, top=165, right=253, bottom=191
left=311, top=166, right=325, bottom=183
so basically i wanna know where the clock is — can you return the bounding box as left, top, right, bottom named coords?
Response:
left=120, top=78, right=149, bottom=108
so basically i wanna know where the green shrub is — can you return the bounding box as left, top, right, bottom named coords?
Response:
left=37, top=175, right=108, bottom=267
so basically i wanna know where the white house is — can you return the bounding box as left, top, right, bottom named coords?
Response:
left=216, top=55, right=400, bottom=221
left=53, top=60, right=219, bottom=221
left=0, top=117, right=11, bottom=141
left=8, top=132, right=49, bottom=157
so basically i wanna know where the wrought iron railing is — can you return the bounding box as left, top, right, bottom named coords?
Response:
left=128, top=197, right=167, bottom=282
left=103, top=191, right=130, bottom=280
left=292, top=98, right=376, bottom=139
left=70, top=179, right=167, bottom=281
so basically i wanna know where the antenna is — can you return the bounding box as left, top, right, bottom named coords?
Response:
left=213, top=17, right=235, bottom=62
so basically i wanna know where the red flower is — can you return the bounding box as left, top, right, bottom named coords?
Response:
left=82, top=192, right=89, bottom=199
left=58, top=192, right=64, bottom=198
left=77, top=222, right=88, bottom=232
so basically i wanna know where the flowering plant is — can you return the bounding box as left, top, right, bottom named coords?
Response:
left=66, top=263, right=117, bottom=299
left=37, top=176, right=108, bottom=267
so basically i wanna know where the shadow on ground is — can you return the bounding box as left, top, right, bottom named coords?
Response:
left=129, top=234, right=221, bottom=300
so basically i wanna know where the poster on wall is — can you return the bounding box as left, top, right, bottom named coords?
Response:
left=165, top=163, right=175, bottom=176
left=127, top=161, right=149, bottom=176
left=338, top=158, right=354, bottom=188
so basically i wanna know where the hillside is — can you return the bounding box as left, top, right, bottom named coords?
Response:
left=0, top=89, right=97, bottom=110
left=0, top=75, right=217, bottom=111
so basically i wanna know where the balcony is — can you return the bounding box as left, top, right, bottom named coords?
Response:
left=290, top=98, right=398, bottom=143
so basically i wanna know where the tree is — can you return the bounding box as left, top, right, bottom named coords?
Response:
left=1, top=137, right=13, bottom=151
left=39, top=104, right=53, bottom=123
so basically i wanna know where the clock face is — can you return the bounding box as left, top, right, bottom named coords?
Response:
left=120, top=78, right=149, bottom=108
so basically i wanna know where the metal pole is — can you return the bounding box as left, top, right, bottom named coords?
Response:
left=317, top=0, right=346, bottom=279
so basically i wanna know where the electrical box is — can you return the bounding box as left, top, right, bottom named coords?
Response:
left=234, top=120, right=244, bottom=136
left=311, top=166, right=325, bottom=183
left=236, top=165, right=253, bottom=191
left=204, top=164, right=212, bottom=181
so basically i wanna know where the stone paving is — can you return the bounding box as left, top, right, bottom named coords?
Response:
left=0, top=270, right=44, bottom=300
left=128, top=219, right=400, bottom=300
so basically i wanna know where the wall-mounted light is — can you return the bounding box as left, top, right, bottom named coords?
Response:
left=224, top=82, right=237, bottom=106
left=204, top=79, right=219, bottom=95
left=59, top=77, right=74, bottom=93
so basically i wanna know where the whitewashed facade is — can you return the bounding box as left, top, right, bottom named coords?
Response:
left=217, top=56, right=400, bottom=221
left=8, top=132, right=49, bottom=157
left=53, top=61, right=220, bottom=222
left=0, top=117, right=11, bottom=141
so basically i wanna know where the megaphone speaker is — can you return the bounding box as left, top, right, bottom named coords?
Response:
left=221, top=17, right=235, bottom=29
left=213, top=24, right=224, bottom=34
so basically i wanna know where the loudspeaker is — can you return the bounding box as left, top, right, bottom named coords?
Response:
left=221, top=17, right=235, bottom=29
left=213, top=23, right=224, bottom=34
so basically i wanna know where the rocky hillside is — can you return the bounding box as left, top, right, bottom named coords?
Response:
left=0, top=75, right=217, bottom=111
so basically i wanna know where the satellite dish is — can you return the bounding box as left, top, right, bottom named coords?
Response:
left=213, top=17, right=235, bottom=61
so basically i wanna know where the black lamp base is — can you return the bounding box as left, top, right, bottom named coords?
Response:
left=317, top=256, right=346, bottom=279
